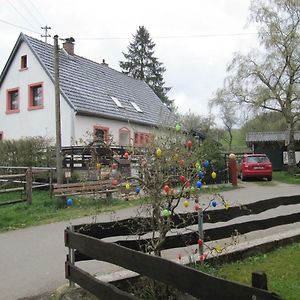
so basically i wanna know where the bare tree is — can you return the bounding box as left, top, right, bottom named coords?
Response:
left=210, top=91, right=239, bottom=150
left=179, top=110, right=215, bottom=136
left=214, top=0, right=300, bottom=173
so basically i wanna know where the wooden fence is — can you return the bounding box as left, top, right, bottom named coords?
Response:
left=0, top=166, right=55, bottom=206
left=64, top=194, right=300, bottom=299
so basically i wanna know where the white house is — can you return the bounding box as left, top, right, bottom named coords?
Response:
left=0, top=33, right=174, bottom=147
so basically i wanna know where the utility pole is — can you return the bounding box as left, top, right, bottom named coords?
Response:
left=54, top=35, right=63, bottom=184
left=41, top=25, right=51, bottom=44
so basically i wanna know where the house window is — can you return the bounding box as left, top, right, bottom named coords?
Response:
left=0, top=132, right=3, bottom=141
left=20, top=55, right=27, bottom=70
left=119, top=127, right=130, bottom=146
left=134, top=132, right=151, bottom=146
left=28, top=82, right=43, bottom=110
left=6, top=88, right=20, bottom=113
left=94, top=125, right=109, bottom=144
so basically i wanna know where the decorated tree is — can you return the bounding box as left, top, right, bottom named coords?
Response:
left=111, top=125, right=229, bottom=257
left=120, top=26, right=173, bottom=110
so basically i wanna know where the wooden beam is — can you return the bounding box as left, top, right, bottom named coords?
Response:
left=66, top=262, right=139, bottom=300
left=66, top=230, right=282, bottom=300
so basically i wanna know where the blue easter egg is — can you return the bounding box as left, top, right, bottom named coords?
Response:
left=211, top=200, right=217, bottom=207
left=204, top=160, right=209, bottom=168
left=196, top=181, right=202, bottom=189
left=197, top=171, right=204, bottom=177
left=136, top=187, right=140, bottom=194
left=66, top=198, right=73, bottom=206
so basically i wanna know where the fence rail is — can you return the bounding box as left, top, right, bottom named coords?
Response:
left=64, top=195, right=297, bottom=299
left=65, top=229, right=282, bottom=300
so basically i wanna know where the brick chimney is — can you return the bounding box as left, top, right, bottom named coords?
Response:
left=63, top=37, right=75, bottom=56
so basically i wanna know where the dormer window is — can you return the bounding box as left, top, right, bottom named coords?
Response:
left=6, top=88, right=20, bottom=114
left=20, top=55, right=27, bottom=70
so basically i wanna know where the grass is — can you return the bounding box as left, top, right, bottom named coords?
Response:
left=196, top=243, right=300, bottom=300
left=0, top=190, right=143, bottom=232
left=273, top=171, right=300, bottom=184
left=0, top=184, right=237, bottom=233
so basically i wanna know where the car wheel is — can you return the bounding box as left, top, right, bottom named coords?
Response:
left=267, top=176, right=272, bottom=181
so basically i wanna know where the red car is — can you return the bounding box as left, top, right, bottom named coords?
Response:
left=239, top=154, right=273, bottom=181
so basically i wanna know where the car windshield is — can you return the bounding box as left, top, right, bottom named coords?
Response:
left=246, top=156, right=269, bottom=163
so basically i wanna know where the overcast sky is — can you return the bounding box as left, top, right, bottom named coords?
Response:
left=0, top=0, right=259, bottom=119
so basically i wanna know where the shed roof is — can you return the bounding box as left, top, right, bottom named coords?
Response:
left=246, top=131, right=300, bottom=143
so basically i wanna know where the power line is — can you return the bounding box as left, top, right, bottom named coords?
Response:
left=6, top=0, right=38, bottom=30
left=27, top=0, right=48, bottom=25
left=18, top=0, right=43, bottom=28
left=77, top=32, right=258, bottom=41
left=0, top=18, right=40, bottom=35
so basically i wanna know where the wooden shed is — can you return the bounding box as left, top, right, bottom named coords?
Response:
left=246, top=131, right=300, bottom=171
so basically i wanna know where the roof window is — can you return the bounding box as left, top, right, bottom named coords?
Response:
left=130, top=101, right=143, bottom=113
left=110, top=96, right=124, bottom=108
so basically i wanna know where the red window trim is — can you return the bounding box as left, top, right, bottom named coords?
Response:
left=0, top=131, right=3, bottom=141
left=6, top=87, right=20, bottom=114
left=28, top=82, right=44, bottom=110
left=20, top=55, right=28, bottom=71
left=93, top=125, right=110, bottom=144
left=119, top=127, right=131, bottom=146
left=134, top=131, right=151, bottom=146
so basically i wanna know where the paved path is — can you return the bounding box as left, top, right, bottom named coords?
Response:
left=0, top=181, right=299, bottom=300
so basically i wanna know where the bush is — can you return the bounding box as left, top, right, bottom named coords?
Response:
left=0, top=136, right=54, bottom=167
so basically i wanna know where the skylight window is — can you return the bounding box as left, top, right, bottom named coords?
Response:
left=130, top=101, right=143, bottom=113
left=110, top=96, right=124, bottom=108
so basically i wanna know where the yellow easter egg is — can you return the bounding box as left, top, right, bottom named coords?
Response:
left=183, top=200, right=189, bottom=208
left=156, top=148, right=162, bottom=157
left=211, top=171, right=217, bottom=179
left=125, top=183, right=131, bottom=190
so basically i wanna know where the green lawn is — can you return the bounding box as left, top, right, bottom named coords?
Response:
left=0, top=190, right=142, bottom=232
left=197, top=243, right=300, bottom=300
left=0, top=184, right=237, bottom=232
left=273, top=171, right=300, bottom=184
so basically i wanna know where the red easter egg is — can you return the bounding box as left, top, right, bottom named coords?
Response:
left=197, top=239, right=203, bottom=247
left=179, top=175, right=186, bottom=183
left=187, top=140, right=192, bottom=149
left=164, top=185, right=169, bottom=193
left=123, top=152, right=129, bottom=159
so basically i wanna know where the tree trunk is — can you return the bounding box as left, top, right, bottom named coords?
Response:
left=286, top=123, right=296, bottom=174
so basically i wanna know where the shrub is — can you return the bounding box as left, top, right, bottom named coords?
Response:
left=0, top=136, right=54, bottom=167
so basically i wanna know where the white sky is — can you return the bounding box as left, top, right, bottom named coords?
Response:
left=0, top=0, right=259, bottom=119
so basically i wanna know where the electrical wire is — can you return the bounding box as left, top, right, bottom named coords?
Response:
left=27, top=0, right=48, bottom=25
left=18, top=0, right=43, bottom=28
left=0, top=18, right=40, bottom=35
left=6, top=0, right=38, bottom=30
left=77, top=32, right=258, bottom=41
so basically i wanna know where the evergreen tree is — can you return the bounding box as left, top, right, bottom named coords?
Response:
left=120, top=26, right=173, bottom=109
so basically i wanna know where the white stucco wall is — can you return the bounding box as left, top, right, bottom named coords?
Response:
left=75, top=114, right=155, bottom=146
left=0, top=41, right=74, bottom=146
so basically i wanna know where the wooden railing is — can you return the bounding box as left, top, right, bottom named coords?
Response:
left=63, top=195, right=300, bottom=299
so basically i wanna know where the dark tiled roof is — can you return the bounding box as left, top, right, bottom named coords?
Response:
left=246, top=131, right=300, bottom=143
left=21, top=34, right=175, bottom=127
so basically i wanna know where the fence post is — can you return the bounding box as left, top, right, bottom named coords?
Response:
left=68, top=225, right=75, bottom=288
left=26, top=167, right=32, bottom=205
left=49, top=169, right=53, bottom=198
left=198, top=207, right=204, bottom=260
left=252, top=271, right=268, bottom=290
